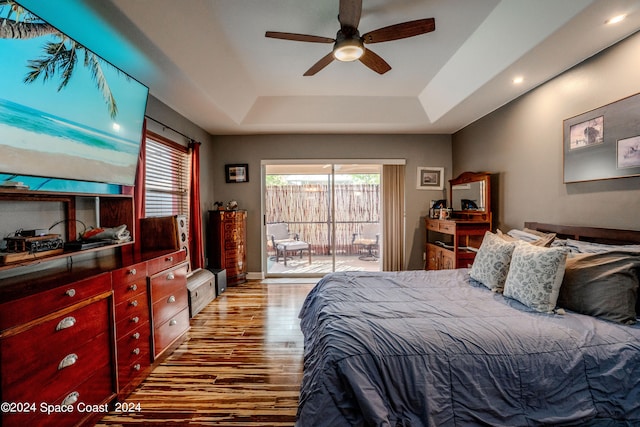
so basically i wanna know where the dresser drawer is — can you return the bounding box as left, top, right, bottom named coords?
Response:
left=1, top=362, right=113, bottom=427
left=114, top=292, right=150, bottom=335
left=116, top=322, right=151, bottom=392
left=117, top=323, right=151, bottom=369
left=117, top=352, right=151, bottom=392
left=438, top=221, right=456, bottom=233
left=1, top=297, right=111, bottom=389
left=115, top=304, right=150, bottom=340
left=3, top=330, right=111, bottom=404
left=150, top=263, right=189, bottom=304
left=152, top=289, right=189, bottom=327
left=0, top=272, right=111, bottom=331
left=147, top=250, right=187, bottom=276
left=112, top=261, right=147, bottom=304
left=112, top=261, right=147, bottom=287
left=154, top=306, right=190, bottom=358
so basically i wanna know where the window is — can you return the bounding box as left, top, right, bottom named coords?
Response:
left=144, top=132, right=190, bottom=219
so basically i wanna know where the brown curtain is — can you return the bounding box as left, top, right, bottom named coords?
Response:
left=188, top=141, right=205, bottom=270
left=382, top=164, right=405, bottom=271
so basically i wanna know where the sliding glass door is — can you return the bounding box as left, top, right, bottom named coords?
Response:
left=263, top=162, right=381, bottom=277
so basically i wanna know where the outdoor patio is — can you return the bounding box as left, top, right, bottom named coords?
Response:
left=267, top=253, right=381, bottom=275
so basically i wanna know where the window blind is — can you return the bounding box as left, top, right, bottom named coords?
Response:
left=144, top=135, right=190, bottom=219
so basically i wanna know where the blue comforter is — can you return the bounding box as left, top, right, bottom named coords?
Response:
left=296, top=270, right=640, bottom=426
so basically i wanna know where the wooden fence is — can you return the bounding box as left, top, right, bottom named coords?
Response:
left=265, top=184, right=380, bottom=254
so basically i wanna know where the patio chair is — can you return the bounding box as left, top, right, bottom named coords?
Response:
left=352, top=223, right=380, bottom=261
left=267, top=223, right=311, bottom=266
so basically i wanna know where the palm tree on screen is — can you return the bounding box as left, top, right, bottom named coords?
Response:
left=0, top=0, right=120, bottom=118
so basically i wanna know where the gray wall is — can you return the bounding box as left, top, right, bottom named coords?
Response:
left=453, top=31, right=640, bottom=232
left=207, top=134, right=452, bottom=273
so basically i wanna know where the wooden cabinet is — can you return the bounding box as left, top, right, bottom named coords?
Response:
left=112, top=261, right=150, bottom=398
left=0, top=190, right=134, bottom=270
left=0, top=273, right=115, bottom=427
left=149, top=260, right=190, bottom=359
left=208, top=210, right=247, bottom=285
left=425, top=218, right=490, bottom=270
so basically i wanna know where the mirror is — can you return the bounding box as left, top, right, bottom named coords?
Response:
left=449, top=172, right=491, bottom=220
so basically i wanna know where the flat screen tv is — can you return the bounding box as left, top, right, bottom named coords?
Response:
left=0, top=1, right=149, bottom=187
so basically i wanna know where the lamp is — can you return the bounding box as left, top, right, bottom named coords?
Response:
left=333, top=30, right=364, bottom=62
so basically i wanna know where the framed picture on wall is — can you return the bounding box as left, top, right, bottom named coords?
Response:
left=225, top=164, right=249, bottom=183
left=617, top=135, right=640, bottom=169
left=417, top=167, right=444, bottom=190
left=563, top=92, right=640, bottom=182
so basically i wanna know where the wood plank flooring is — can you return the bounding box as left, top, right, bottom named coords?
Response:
left=96, top=280, right=315, bottom=426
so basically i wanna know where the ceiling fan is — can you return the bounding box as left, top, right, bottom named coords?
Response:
left=265, top=0, right=435, bottom=76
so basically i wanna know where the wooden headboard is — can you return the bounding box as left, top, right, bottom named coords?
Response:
left=524, top=222, right=640, bottom=245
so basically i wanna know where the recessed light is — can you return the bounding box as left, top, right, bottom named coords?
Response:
left=512, top=76, right=524, bottom=84
left=606, top=14, right=626, bottom=25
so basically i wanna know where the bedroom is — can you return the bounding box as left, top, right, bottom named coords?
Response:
left=1, top=0, right=640, bottom=426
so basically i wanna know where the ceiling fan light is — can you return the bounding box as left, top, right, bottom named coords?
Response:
left=334, top=39, right=364, bottom=62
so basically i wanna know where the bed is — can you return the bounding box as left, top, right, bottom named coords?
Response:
left=296, top=223, right=640, bottom=426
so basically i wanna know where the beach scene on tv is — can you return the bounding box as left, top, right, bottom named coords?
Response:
left=0, top=2, right=148, bottom=186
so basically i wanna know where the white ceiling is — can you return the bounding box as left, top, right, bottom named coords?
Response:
left=83, top=0, right=640, bottom=135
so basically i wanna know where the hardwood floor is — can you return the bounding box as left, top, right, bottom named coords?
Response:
left=96, top=280, right=315, bottom=426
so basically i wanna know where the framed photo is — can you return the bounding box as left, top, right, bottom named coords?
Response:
left=569, top=116, right=603, bottom=150
left=417, top=167, right=443, bottom=190
left=617, top=135, right=640, bottom=169
left=563, top=92, right=640, bottom=183
left=225, top=164, right=249, bottom=183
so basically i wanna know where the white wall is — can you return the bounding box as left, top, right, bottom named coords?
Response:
left=453, top=31, right=640, bottom=232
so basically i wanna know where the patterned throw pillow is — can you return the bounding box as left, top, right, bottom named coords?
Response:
left=503, top=244, right=568, bottom=313
left=470, top=231, right=517, bottom=292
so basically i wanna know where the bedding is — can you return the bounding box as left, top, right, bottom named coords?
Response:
left=297, top=269, right=640, bottom=426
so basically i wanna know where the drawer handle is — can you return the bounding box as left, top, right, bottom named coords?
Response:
left=167, top=272, right=175, bottom=280
left=169, top=319, right=177, bottom=326
left=131, top=316, right=140, bottom=323
left=62, top=391, right=79, bottom=407
left=133, top=363, right=141, bottom=371
left=56, top=316, right=76, bottom=331
left=167, top=295, right=176, bottom=303
left=129, top=268, right=137, bottom=275
left=132, top=347, right=140, bottom=355
left=65, top=289, right=76, bottom=298
left=58, top=353, right=78, bottom=370
left=129, top=284, right=138, bottom=291
left=130, top=300, right=139, bottom=307
left=132, top=332, right=140, bottom=340
left=166, top=256, right=174, bottom=262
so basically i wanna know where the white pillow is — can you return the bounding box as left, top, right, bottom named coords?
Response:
left=469, top=231, right=516, bottom=292
left=503, top=244, right=568, bottom=313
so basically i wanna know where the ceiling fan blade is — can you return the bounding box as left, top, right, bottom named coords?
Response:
left=362, top=18, right=435, bottom=44
left=359, top=48, right=391, bottom=75
left=304, top=52, right=336, bottom=76
left=265, top=31, right=335, bottom=44
left=338, top=0, right=362, bottom=30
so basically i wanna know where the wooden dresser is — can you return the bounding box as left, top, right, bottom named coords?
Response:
left=0, top=248, right=189, bottom=427
left=0, top=270, right=115, bottom=427
left=425, top=218, right=491, bottom=269
left=208, top=210, right=247, bottom=285
left=425, top=171, right=493, bottom=271
left=112, top=261, right=150, bottom=399
left=148, top=257, right=190, bottom=359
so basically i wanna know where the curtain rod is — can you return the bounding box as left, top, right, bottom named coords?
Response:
left=145, top=115, right=199, bottom=144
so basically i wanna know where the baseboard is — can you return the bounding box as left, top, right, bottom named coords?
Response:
left=247, top=271, right=265, bottom=280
